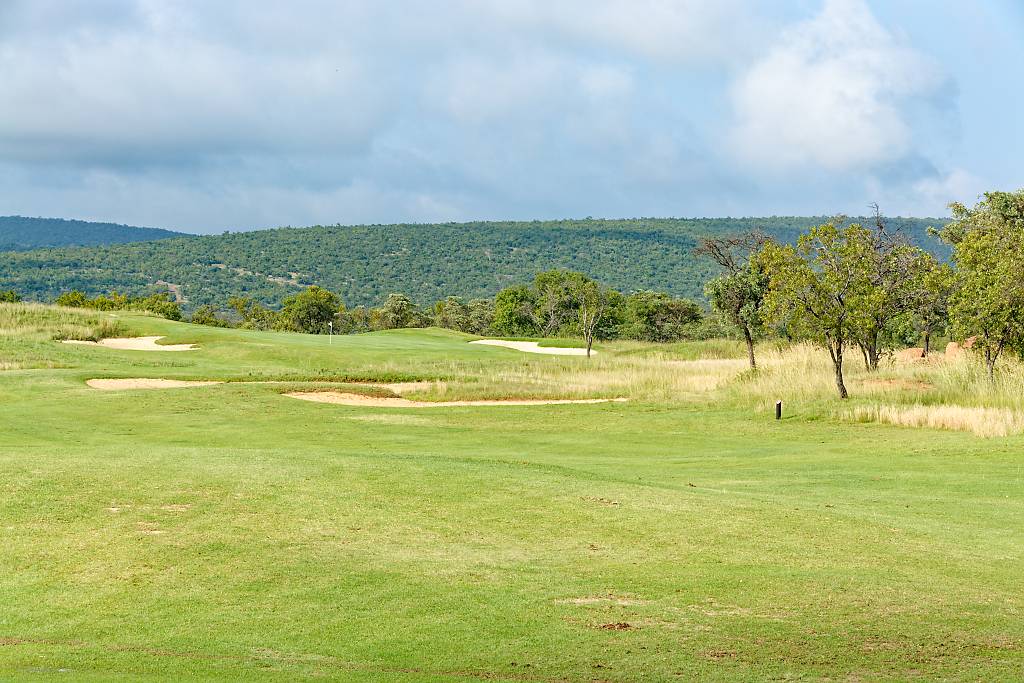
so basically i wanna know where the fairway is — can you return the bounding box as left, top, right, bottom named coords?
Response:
left=1, top=307, right=1022, bottom=681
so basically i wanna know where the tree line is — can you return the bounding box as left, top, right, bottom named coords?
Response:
left=702, top=191, right=1024, bottom=397
left=21, top=190, right=1022, bottom=396
left=0, top=216, right=946, bottom=308
left=189, top=273, right=714, bottom=358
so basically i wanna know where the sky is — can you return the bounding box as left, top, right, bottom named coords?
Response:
left=0, top=0, right=1021, bottom=234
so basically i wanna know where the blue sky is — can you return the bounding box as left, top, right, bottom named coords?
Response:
left=0, top=0, right=1020, bottom=233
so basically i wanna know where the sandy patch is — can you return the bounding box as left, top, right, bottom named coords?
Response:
left=284, top=391, right=627, bottom=408
left=469, top=339, right=594, bottom=356
left=63, top=336, right=198, bottom=351
left=87, top=378, right=222, bottom=390
left=84, top=379, right=436, bottom=393
left=363, top=381, right=436, bottom=393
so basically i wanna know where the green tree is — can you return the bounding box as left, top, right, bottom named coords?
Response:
left=432, top=296, right=471, bottom=332
left=280, top=286, right=341, bottom=334
left=465, top=298, right=495, bottom=335
left=190, top=304, right=231, bottom=327
left=55, top=290, right=89, bottom=308
left=492, top=285, right=538, bottom=336
left=227, top=296, right=281, bottom=331
left=911, top=258, right=954, bottom=356
left=532, top=270, right=585, bottom=336
left=697, top=232, right=770, bottom=368
left=570, top=279, right=612, bottom=358
left=941, top=190, right=1024, bottom=380
left=847, top=210, right=933, bottom=371
left=758, top=221, right=876, bottom=399
left=0, top=290, right=21, bottom=303
left=619, top=291, right=703, bottom=342
left=373, top=293, right=424, bottom=330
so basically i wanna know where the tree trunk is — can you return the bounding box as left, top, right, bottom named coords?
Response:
left=867, top=343, right=880, bottom=372
left=860, top=344, right=870, bottom=371
left=985, top=347, right=996, bottom=383
left=922, top=330, right=931, bottom=357
left=585, top=334, right=593, bottom=358
left=742, top=325, right=756, bottom=369
left=831, top=343, right=849, bottom=399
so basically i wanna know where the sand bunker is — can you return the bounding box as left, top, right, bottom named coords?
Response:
left=285, top=391, right=627, bottom=408
left=84, top=379, right=439, bottom=392
left=470, top=339, right=594, bottom=356
left=63, top=336, right=198, bottom=351
left=87, top=378, right=222, bottom=390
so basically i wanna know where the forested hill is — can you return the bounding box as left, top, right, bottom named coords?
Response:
left=0, top=216, right=948, bottom=308
left=0, top=216, right=187, bottom=250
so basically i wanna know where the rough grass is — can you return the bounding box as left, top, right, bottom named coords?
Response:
left=0, top=302, right=128, bottom=342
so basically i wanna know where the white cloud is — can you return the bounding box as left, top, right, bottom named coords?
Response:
left=729, top=0, right=946, bottom=173
left=475, top=0, right=766, bottom=65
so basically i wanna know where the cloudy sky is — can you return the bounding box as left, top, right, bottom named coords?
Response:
left=1, top=0, right=1021, bottom=233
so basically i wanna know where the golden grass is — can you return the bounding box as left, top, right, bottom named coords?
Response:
left=848, top=404, right=1024, bottom=438
left=420, top=352, right=749, bottom=402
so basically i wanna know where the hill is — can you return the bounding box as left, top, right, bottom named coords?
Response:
left=0, top=216, right=187, bottom=250
left=0, top=216, right=948, bottom=307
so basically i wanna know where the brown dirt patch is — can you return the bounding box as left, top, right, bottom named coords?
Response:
left=597, top=622, right=632, bottom=631
left=558, top=596, right=647, bottom=606
left=284, top=391, right=628, bottom=408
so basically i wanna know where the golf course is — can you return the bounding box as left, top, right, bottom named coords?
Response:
left=1, top=302, right=1021, bottom=681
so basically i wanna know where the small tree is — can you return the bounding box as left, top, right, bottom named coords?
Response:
left=55, top=290, right=89, bottom=308
left=571, top=279, right=610, bottom=358
left=373, top=293, right=425, bottom=330
left=0, top=290, right=22, bottom=303
left=492, top=285, right=538, bottom=336
left=696, top=232, right=769, bottom=368
left=466, top=298, right=496, bottom=335
left=227, top=296, right=281, bottom=331
left=433, top=296, right=471, bottom=332
left=190, top=304, right=231, bottom=328
left=912, top=258, right=954, bottom=356
left=846, top=208, right=932, bottom=371
left=619, top=291, right=703, bottom=342
left=532, top=270, right=584, bottom=336
left=281, top=286, right=341, bottom=333
left=758, top=221, right=875, bottom=399
left=941, top=190, right=1024, bottom=380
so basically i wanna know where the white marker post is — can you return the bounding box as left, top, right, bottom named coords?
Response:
left=328, top=321, right=333, bottom=344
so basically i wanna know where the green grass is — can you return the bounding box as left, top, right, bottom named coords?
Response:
left=1, top=305, right=1022, bottom=681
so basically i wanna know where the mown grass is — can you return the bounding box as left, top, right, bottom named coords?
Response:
left=0, top=304, right=1022, bottom=680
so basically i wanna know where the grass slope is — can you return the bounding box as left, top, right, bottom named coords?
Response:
left=0, top=305, right=1020, bottom=681
left=0, top=216, right=187, bottom=251
left=0, top=216, right=948, bottom=307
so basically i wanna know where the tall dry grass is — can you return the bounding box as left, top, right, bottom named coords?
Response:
left=848, top=404, right=1024, bottom=438
left=0, top=302, right=127, bottom=341
left=417, top=339, right=1024, bottom=437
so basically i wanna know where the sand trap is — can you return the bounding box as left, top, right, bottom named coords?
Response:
left=63, top=336, right=198, bottom=351
left=285, top=391, right=627, bottom=408
left=84, top=379, right=439, bottom=393
left=87, top=378, right=222, bottom=390
left=470, top=339, right=594, bottom=356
